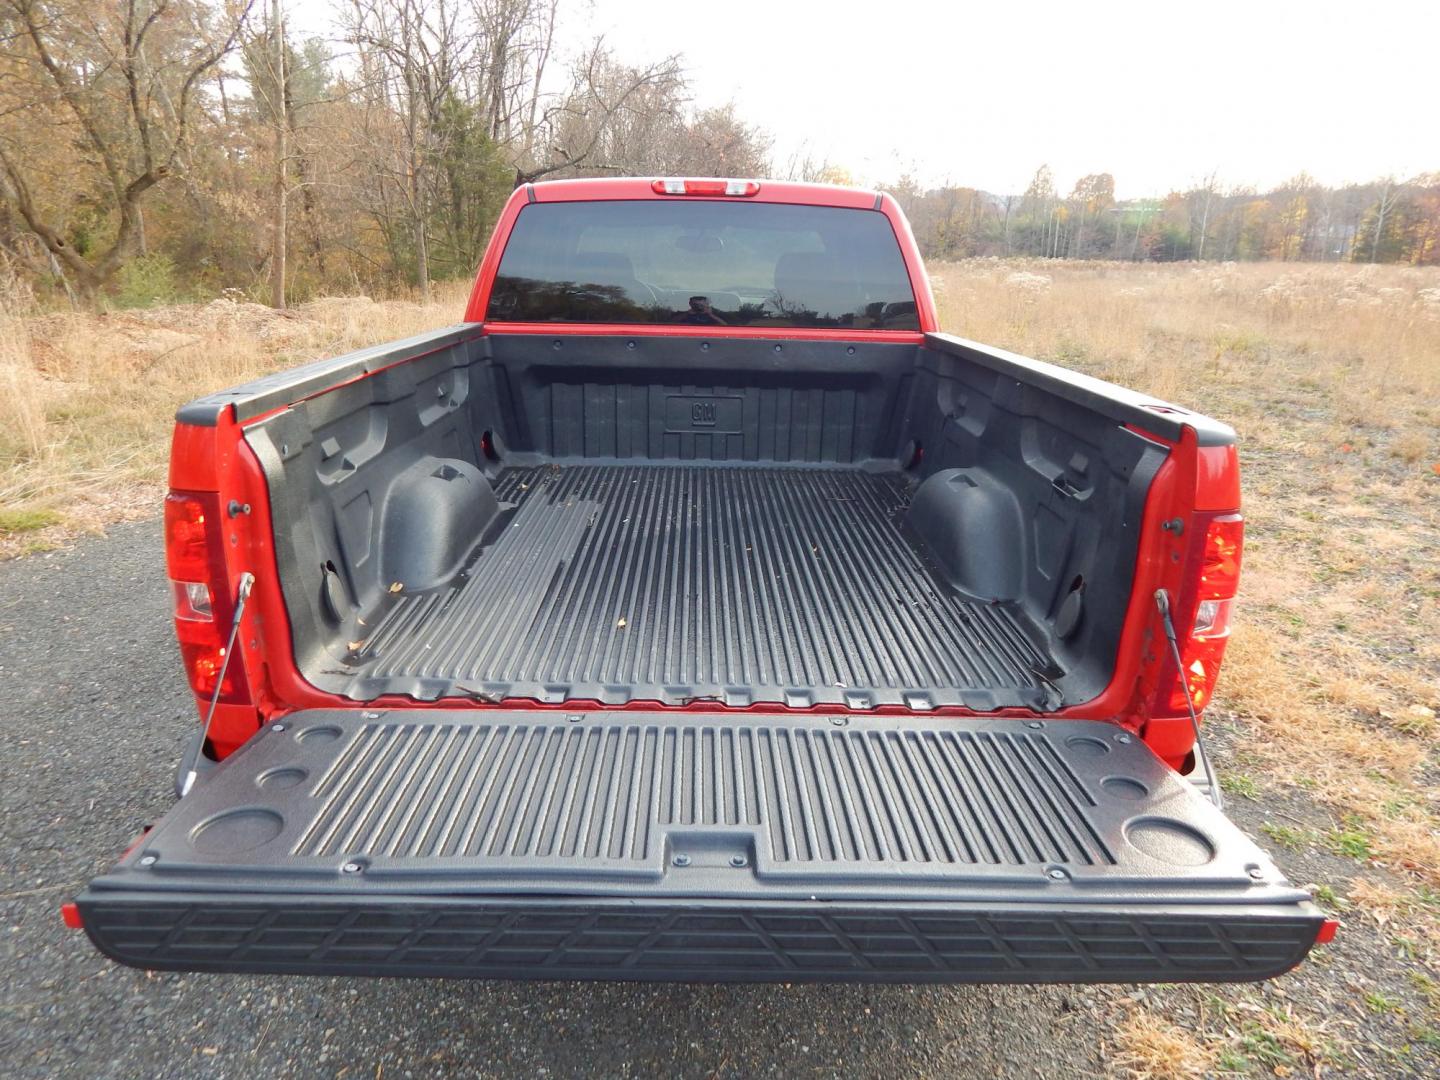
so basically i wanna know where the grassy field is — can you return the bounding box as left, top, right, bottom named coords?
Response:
left=933, top=260, right=1440, bottom=1076
left=0, top=280, right=476, bottom=555
left=3, top=261, right=1439, bottom=1075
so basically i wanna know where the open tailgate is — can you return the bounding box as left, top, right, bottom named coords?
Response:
left=77, top=711, right=1324, bottom=983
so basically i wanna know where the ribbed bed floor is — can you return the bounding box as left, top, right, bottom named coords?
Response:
left=349, top=465, right=1054, bottom=709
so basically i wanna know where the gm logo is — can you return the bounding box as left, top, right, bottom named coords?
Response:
left=664, top=395, right=740, bottom=433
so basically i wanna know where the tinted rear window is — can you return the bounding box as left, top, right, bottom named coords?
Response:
left=486, top=200, right=919, bottom=329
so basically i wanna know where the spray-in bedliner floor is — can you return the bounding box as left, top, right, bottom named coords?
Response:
left=346, top=464, right=1057, bottom=709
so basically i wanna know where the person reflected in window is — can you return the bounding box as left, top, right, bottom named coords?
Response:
left=677, top=295, right=727, bottom=325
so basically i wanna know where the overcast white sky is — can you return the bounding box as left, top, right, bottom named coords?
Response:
left=295, top=0, right=1439, bottom=198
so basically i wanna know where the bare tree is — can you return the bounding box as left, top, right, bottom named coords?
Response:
left=777, top=150, right=844, bottom=184
left=1067, top=174, right=1114, bottom=259
left=272, top=1, right=288, bottom=308
left=515, top=44, right=684, bottom=184
left=1195, top=170, right=1217, bottom=261
left=468, top=0, right=556, bottom=146
left=1368, top=178, right=1400, bottom=263
left=343, top=0, right=473, bottom=299
left=1019, top=165, right=1056, bottom=258
left=0, top=0, right=253, bottom=306
left=246, top=0, right=291, bottom=307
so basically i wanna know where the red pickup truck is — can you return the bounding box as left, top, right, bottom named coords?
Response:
left=70, top=177, right=1332, bottom=983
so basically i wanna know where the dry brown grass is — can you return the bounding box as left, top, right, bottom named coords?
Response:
left=1111, top=1010, right=1216, bottom=1079
left=1109, top=988, right=1357, bottom=1078
left=935, top=258, right=1440, bottom=911
left=938, top=260, right=1440, bottom=403
left=0, top=281, right=471, bottom=555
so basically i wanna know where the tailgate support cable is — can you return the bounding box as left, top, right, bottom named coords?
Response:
left=1154, top=589, right=1223, bottom=810
left=181, top=571, right=255, bottom=798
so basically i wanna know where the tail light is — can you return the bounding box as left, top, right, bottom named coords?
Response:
left=165, top=492, right=250, bottom=703
left=651, top=178, right=761, bottom=197
left=1156, top=513, right=1243, bottom=715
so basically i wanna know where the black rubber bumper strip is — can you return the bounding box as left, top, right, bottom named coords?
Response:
left=77, top=893, right=1322, bottom=984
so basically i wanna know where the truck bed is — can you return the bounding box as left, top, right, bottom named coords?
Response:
left=236, top=331, right=1184, bottom=713
left=347, top=463, right=1052, bottom=709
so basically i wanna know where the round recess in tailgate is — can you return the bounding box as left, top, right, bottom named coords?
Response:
left=256, top=766, right=309, bottom=792
left=189, top=808, right=285, bottom=854
left=1124, top=816, right=1216, bottom=867
left=1101, top=776, right=1149, bottom=800
left=1064, top=735, right=1111, bottom=757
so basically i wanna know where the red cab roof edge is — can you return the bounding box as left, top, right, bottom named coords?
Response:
left=528, top=176, right=882, bottom=209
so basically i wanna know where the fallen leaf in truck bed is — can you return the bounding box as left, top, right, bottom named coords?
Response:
left=616, top=616, right=627, bottom=628
left=388, top=582, right=404, bottom=593
left=348, top=640, right=366, bottom=651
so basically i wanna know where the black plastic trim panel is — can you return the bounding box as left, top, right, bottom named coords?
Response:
left=924, top=333, right=1237, bottom=448
left=176, top=324, right=484, bottom=426
left=78, top=894, right=1321, bottom=984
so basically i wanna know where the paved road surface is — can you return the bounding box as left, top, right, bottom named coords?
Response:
left=1, top=521, right=1117, bottom=1078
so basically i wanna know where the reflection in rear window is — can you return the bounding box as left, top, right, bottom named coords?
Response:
left=485, top=200, right=919, bottom=329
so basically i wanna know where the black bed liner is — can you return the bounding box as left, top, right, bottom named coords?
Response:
left=245, top=332, right=1177, bottom=714
left=339, top=463, right=1055, bottom=710
left=78, top=710, right=1323, bottom=983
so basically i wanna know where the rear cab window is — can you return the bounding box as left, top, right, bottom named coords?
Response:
left=486, top=200, right=919, bottom=330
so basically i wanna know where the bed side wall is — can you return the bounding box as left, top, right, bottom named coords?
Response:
left=902, top=344, right=1168, bottom=703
